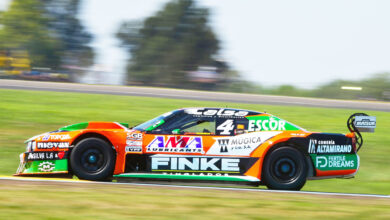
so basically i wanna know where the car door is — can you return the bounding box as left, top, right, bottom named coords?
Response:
left=142, top=111, right=217, bottom=156
left=141, top=108, right=259, bottom=175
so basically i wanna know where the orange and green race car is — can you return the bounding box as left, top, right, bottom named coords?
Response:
left=15, top=108, right=376, bottom=190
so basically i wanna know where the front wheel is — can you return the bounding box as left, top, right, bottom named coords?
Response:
left=70, top=138, right=115, bottom=181
left=262, top=146, right=307, bottom=190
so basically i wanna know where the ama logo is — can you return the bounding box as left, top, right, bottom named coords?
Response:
left=147, top=136, right=203, bottom=153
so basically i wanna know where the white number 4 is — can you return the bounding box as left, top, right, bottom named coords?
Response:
left=217, top=119, right=235, bottom=135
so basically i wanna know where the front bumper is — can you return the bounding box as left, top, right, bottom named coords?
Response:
left=15, top=152, right=69, bottom=176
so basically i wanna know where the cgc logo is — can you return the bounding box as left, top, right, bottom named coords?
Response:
left=147, top=136, right=203, bottom=153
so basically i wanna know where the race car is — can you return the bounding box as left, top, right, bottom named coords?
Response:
left=15, top=108, right=376, bottom=190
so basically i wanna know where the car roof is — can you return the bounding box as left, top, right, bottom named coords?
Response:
left=180, top=107, right=262, bottom=115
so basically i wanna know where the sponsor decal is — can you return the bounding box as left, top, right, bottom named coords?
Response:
left=146, top=136, right=203, bottom=153
left=354, top=116, right=376, bottom=127
left=42, top=135, right=50, bottom=141
left=20, top=159, right=68, bottom=174
left=230, top=136, right=261, bottom=146
left=126, top=132, right=143, bottom=152
left=312, top=154, right=358, bottom=171
left=26, top=151, right=66, bottom=161
left=125, top=146, right=142, bottom=152
left=38, top=161, right=55, bottom=172
left=218, top=139, right=229, bottom=153
left=42, top=134, right=71, bottom=141
left=127, top=132, right=142, bottom=140
left=308, top=139, right=352, bottom=154
left=207, top=132, right=281, bottom=156
left=185, top=108, right=249, bottom=118
left=291, top=133, right=306, bottom=136
left=162, top=172, right=230, bottom=176
left=126, top=140, right=142, bottom=146
left=151, top=156, right=240, bottom=172
left=216, top=137, right=261, bottom=153
left=354, top=116, right=376, bottom=132
left=36, top=142, right=70, bottom=149
left=246, top=116, right=300, bottom=132
left=49, top=134, right=71, bottom=140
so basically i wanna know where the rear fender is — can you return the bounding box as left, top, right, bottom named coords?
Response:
left=260, top=140, right=315, bottom=180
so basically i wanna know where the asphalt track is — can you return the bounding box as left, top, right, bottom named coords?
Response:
left=0, top=79, right=389, bottom=111
left=0, top=176, right=389, bottom=199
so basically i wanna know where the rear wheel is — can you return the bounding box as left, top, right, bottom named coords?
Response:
left=262, top=146, right=307, bottom=190
left=70, top=138, right=115, bottom=181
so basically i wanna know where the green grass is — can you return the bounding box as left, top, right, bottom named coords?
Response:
left=0, top=88, right=389, bottom=195
left=0, top=181, right=389, bottom=220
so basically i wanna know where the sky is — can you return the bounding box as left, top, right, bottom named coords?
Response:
left=2, top=0, right=390, bottom=88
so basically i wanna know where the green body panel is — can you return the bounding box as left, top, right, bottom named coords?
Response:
left=245, top=115, right=301, bottom=131
left=310, top=154, right=358, bottom=171
left=59, top=122, right=89, bottom=131
left=119, top=122, right=129, bottom=128
left=22, top=159, right=68, bottom=174
left=113, top=173, right=255, bottom=182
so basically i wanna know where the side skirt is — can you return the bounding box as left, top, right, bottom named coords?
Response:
left=113, top=173, right=260, bottom=186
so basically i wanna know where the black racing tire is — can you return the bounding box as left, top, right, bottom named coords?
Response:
left=70, top=137, right=115, bottom=181
left=262, top=146, right=307, bottom=191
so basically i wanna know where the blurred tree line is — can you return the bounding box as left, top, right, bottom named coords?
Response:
left=0, top=0, right=93, bottom=70
left=0, top=0, right=388, bottom=101
left=117, top=0, right=235, bottom=89
left=116, top=0, right=390, bottom=101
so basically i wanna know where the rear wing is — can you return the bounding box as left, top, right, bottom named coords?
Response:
left=347, top=113, right=376, bottom=152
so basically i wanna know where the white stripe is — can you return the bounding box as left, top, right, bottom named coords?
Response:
left=114, top=122, right=130, bottom=131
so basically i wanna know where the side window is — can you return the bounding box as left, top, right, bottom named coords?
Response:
left=181, top=118, right=216, bottom=134
left=146, top=110, right=252, bottom=136
left=151, top=113, right=216, bottom=135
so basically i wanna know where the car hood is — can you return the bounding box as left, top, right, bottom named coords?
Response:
left=25, top=121, right=129, bottom=143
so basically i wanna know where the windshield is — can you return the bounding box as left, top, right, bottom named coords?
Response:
left=133, top=110, right=177, bottom=131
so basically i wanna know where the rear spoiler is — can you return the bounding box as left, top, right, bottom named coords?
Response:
left=347, top=113, right=376, bottom=152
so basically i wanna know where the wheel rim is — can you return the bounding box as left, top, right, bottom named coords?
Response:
left=271, top=157, right=299, bottom=183
left=80, top=148, right=106, bottom=173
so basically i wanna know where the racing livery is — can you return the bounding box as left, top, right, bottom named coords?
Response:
left=15, top=108, right=376, bottom=190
